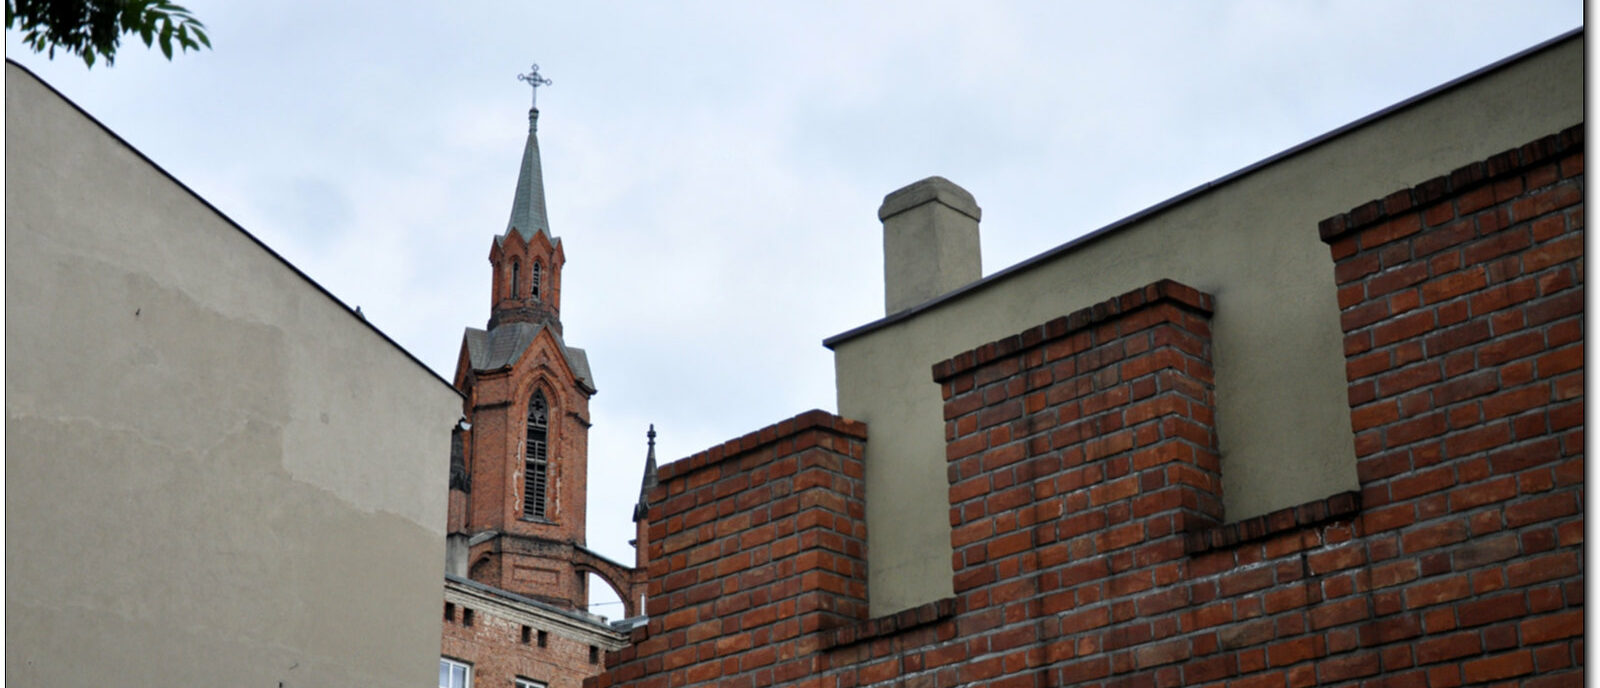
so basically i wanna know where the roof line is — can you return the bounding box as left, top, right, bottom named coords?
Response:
left=823, top=26, right=1583, bottom=349
left=5, top=58, right=461, bottom=395
left=445, top=573, right=623, bottom=633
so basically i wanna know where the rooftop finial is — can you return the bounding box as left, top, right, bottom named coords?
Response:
left=517, top=63, right=553, bottom=109
left=634, top=424, right=659, bottom=522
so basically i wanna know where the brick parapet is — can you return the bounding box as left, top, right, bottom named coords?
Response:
left=592, top=128, right=1584, bottom=688
left=936, top=280, right=1223, bottom=606
left=930, top=278, right=1215, bottom=382
left=1318, top=125, right=1583, bottom=243
left=594, top=410, right=869, bottom=688
left=1315, top=125, right=1585, bottom=685
left=922, top=279, right=1234, bottom=687
left=653, top=409, right=868, bottom=484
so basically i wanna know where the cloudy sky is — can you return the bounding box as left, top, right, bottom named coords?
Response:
left=7, top=1, right=1580, bottom=614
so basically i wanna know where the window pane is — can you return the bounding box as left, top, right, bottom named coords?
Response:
left=440, top=658, right=470, bottom=688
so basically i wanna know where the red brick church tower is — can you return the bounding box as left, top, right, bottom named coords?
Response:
left=445, top=73, right=643, bottom=618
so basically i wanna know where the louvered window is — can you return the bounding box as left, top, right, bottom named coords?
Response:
left=531, top=262, right=542, bottom=301
left=511, top=262, right=520, bottom=299
left=524, top=392, right=550, bottom=520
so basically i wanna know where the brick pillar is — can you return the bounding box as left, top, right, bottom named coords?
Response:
left=930, top=279, right=1220, bottom=681
left=592, top=410, right=868, bottom=688
left=1317, top=125, right=1584, bottom=686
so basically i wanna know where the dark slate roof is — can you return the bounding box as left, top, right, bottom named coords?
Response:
left=506, top=108, right=551, bottom=241
left=462, top=321, right=595, bottom=392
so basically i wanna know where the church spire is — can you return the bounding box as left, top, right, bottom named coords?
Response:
left=508, top=64, right=553, bottom=241
left=487, top=63, right=566, bottom=331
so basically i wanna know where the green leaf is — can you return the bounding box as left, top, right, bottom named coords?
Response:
left=9, top=0, right=210, bottom=67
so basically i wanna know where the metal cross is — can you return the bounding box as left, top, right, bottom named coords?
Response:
left=517, top=63, right=553, bottom=108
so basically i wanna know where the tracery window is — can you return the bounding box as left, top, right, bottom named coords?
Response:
left=524, top=392, right=550, bottom=520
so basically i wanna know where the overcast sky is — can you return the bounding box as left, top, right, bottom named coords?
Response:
left=7, top=2, right=1580, bottom=615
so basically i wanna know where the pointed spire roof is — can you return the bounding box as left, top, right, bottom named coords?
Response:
left=505, top=107, right=552, bottom=241
left=633, top=425, right=658, bottom=522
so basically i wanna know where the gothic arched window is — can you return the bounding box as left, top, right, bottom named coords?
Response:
left=524, top=392, right=550, bottom=520
left=531, top=262, right=542, bottom=301
left=510, top=261, right=521, bottom=300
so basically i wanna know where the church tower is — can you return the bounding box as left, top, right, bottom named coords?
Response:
left=447, top=68, right=620, bottom=613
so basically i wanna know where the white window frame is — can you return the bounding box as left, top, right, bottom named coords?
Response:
left=516, top=679, right=546, bottom=688
left=440, top=657, right=471, bottom=688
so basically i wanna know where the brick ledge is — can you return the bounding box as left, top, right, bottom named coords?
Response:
left=1184, top=491, right=1361, bottom=555
left=819, top=597, right=957, bottom=651
left=655, top=409, right=868, bottom=483
left=930, top=279, right=1215, bottom=382
left=1317, top=123, right=1583, bottom=243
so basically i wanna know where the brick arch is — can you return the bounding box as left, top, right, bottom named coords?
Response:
left=513, top=375, right=567, bottom=456
left=512, top=349, right=579, bottom=416
left=467, top=553, right=494, bottom=582
left=529, top=259, right=543, bottom=301
left=571, top=546, right=647, bottom=618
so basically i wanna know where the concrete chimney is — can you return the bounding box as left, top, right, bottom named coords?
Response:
left=879, top=176, right=982, bottom=314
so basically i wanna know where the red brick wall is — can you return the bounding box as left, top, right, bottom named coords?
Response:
left=1311, top=124, right=1585, bottom=686
left=592, top=126, right=1583, bottom=688
left=457, top=339, right=596, bottom=608
left=463, top=365, right=591, bottom=545
left=443, top=597, right=608, bottom=688
left=919, top=279, right=1240, bottom=688
left=592, top=410, right=869, bottom=688
left=491, top=228, right=567, bottom=330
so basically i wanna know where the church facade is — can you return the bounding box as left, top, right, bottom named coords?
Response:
left=438, top=85, right=649, bottom=688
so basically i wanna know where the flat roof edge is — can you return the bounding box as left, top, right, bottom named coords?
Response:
left=823, top=27, right=1583, bottom=350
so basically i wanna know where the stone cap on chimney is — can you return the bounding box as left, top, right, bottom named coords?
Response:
left=879, top=176, right=982, bottom=222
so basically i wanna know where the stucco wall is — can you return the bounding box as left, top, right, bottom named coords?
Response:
left=5, top=62, right=462, bottom=686
left=827, top=34, right=1583, bottom=617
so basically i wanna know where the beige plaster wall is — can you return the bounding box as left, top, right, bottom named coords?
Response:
left=830, top=35, right=1583, bottom=617
left=5, top=63, right=462, bottom=686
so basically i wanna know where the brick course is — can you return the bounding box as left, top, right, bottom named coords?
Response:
left=592, top=127, right=1582, bottom=688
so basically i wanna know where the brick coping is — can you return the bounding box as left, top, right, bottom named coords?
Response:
left=818, top=597, right=957, bottom=651
left=654, top=409, right=868, bottom=483
left=1183, top=491, right=1361, bottom=555
left=1318, top=123, right=1583, bottom=243
left=930, top=279, right=1215, bottom=382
